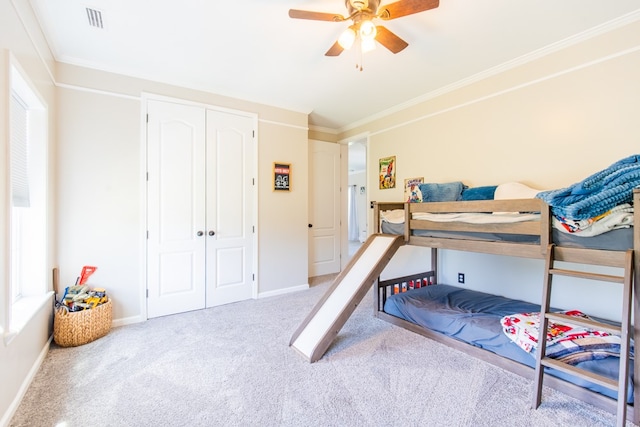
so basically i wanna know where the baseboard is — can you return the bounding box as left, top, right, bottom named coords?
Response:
left=110, top=290, right=310, bottom=325
left=258, top=284, right=309, bottom=299
left=0, top=335, right=52, bottom=427
left=111, top=315, right=145, bottom=328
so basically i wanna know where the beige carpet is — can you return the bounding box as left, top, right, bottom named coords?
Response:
left=10, top=274, right=625, bottom=426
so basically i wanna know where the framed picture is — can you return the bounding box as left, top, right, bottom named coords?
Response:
left=404, top=177, right=424, bottom=202
left=379, top=156, right=396, bottom=189
left=274, top=162, right=291, bottom=191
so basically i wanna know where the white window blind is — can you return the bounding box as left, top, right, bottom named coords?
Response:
left=10, top=92, right=30, bottom=208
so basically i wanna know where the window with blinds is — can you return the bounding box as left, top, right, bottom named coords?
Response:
left=6, top=60, right=48, bottom=333
left=10, top=92, right=30, bottom=208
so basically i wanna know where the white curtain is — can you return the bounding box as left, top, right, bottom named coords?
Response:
left=348, top=185, right=359, bottom=241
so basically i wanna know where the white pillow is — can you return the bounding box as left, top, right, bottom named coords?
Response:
left=494, top=182, right=542, bottom=200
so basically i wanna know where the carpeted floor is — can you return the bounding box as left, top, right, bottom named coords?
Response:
left=10, top=275, right=628, bottom=426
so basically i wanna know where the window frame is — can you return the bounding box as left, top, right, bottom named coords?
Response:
left=3, top=52, right=51, bottom=344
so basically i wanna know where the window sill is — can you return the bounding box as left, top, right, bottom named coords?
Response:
left=4, top=292, right=54, bottom=346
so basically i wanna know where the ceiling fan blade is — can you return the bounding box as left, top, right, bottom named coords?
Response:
left=375, top=26, right=408, bottom=54
left=289, top=9, right=346, bottom=22
left=325, top=41, right=345, bottom=56
left=378, top=0, right=439, bottom=20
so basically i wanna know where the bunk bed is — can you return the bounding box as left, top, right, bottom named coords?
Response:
left=372, top=185, right=639, bottom=425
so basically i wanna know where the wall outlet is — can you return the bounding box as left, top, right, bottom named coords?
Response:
left=458, top=273, right=465, bottom=284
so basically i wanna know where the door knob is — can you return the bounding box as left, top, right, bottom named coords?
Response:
left=197, top=231, right=204, bottom=236
left=208, top=230, right=215, bottom=236
left=308, top=224, right=313, bottom=228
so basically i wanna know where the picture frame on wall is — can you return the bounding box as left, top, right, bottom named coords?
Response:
left=274, top=162, right=291, bottom=191
left=404, top=177, right=424, bottom=202
left=379, top=156, right=396, bottom=189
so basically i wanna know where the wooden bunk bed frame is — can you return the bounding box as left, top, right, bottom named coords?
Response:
left=372, top=188, right=640, bottom=424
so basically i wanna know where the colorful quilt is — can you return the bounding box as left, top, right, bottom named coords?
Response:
left=500, top=310, right=627, bottom=365
left=553, top=203, right=633, bottom=237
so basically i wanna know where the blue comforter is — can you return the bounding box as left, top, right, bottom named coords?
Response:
left=384, top=284, right=633, bottom=402
left=536, top=154, right=640, bottom=220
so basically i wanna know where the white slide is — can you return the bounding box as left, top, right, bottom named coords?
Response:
left=290, top=234, right=404, bottom=362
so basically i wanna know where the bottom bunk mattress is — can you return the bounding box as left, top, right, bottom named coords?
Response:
left=383, top=284, right=633, bottom=403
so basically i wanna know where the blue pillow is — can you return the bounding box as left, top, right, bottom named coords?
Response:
left=461, top=185, right=497, bottom=201
left=419, top=182, right=465, bottom=202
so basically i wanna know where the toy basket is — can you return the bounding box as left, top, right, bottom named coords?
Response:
left=53, top=299, right=112, bottom=347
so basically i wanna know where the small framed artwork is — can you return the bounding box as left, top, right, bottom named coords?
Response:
left=404, top=177, right=424, bottom=202
left=379, top=156, right=396, bottom=189
left=274, top=162, right=291, bottom=191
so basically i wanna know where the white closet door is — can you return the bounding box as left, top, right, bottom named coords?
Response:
left=309, top=140, right=341, bottom=277
left=205, top=109, right=255, bottom=307
left=147, top=100, right=206, bottom=318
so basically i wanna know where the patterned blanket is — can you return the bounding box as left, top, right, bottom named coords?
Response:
left=500, top=310, right=627, bottom=365
left=553, top=203, right=634, bottom=236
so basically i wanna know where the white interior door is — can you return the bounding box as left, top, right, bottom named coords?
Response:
left=147, top=100, right=255, bottom=317
left=309, top=140, right=341, bottom=277
left=147, top=100, right=206, bottom=318
left=205, top=109, right=255, bottom=307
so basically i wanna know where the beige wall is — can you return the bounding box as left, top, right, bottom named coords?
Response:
left=308, top=127, right=338, bottom=143
left=259, top=121, right=309, bottom=294
left=56, top=88, right=142, bottom=322
left=0, top=0, right=57, bottom=424
left=343, top=21, right=640, bottom=202
left=339, top=19, right=640, bottom=320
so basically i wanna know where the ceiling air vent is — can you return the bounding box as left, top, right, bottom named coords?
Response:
left=86, top=7, right=104, bottom=29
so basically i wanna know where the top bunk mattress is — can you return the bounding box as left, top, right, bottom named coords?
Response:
left=380, top=216, right=633, bottom=251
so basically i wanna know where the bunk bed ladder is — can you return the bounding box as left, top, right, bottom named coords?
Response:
left=532, top=244, right=634, bottom=427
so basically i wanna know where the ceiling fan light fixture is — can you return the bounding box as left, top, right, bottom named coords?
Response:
left=338, top=27, right=356, bottom=50
left=359, top=19, right=377, bottom=40
left=361, top=37, right=376, bottom=53
left=290, top=0, right=439, bottom=58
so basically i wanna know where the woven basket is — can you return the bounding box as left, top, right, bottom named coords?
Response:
left=53, top=299, right=112, bottom=347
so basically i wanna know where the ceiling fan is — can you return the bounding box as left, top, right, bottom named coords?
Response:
left=288, top=0, right=439, bottom=56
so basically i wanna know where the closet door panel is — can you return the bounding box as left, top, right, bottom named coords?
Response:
left=214, top=127, right=245, bottom=239
left=205, top=109, right=255, bottom=307
left=147, top=100, right=206, bottom=318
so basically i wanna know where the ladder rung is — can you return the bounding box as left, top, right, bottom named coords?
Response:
left=544, top=312, right=622, bottom=335
left=541, top=357, right=618, bottom=390
left=535, top=245, right=633, bottom=427
left=548, top=268, right=624, bottom=283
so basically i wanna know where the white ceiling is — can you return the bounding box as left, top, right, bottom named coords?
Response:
left=29, top=0, right=640, bottom=131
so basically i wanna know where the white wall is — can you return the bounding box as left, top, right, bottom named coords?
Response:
left=342, top=18, right=640, bottom=322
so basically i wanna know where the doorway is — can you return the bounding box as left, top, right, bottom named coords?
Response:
left=347, top=138, right=367, bottom=259
left=308, top=140, right=341, bottom=277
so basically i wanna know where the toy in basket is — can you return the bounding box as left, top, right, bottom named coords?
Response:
left=53, top=266, right=112, bottom=347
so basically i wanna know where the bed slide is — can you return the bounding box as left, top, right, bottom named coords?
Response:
left=290, top=234, right=404, bottom=362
